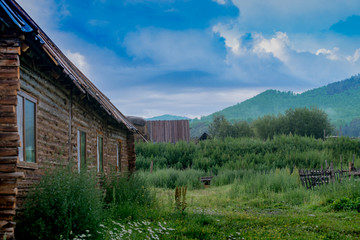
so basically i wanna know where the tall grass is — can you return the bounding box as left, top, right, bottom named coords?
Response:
left=103, top=173, right=156, bottom=220
left=15, top=167, right=103, bottom=240
left=228, top=168, right=360, bottom=209
left=138, top=168, right=205, bottom=189
left=136, top=135, right=360, bottom=172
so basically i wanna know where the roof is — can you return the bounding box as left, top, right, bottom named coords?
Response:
left=0, top=0, right=139, bottom=133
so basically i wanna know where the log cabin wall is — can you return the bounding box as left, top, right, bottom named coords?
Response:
left=0, top=1, right=137, bottom=238
left=16, top=66, right=134, bottom=207
left=0, top=35, right=24, bottom=240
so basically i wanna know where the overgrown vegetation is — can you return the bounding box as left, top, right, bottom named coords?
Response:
left=15, top=167, right=103, bottom=240
left=15, top=110, right=360, bottom=239
left=209, top=107, right=333, bottom=139
left=15, top=168, right=156, bottom=240
left=136, top=135, right=360, bottom=175
left=102, top=173, right=156, bottom=220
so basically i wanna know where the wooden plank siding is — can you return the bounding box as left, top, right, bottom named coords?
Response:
left=15, top=66, right=135, bottom=207
left=0, top=1, right=138, bottom=239
left=146, top=120, right=190, bottom=143
left=0, top=35, right=24, bottom=240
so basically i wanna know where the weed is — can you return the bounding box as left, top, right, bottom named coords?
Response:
left=15, top=167, right=103, bottom=240
left=175, top=186, right=187, bottom=212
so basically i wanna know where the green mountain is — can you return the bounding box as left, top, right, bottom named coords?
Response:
left=146, top=114, right=191, bottom=121
left=190, top=75, right=360, bottom=137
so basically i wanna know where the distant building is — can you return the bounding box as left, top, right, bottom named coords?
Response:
left=199, top=132, right=209, bottom=141
left=146, top=120, right=190, bottom=143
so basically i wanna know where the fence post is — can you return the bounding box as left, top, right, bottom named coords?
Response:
left=353, top=154, right=355, bottom=165
left=330, top=161, right=334, bottom=182
left=340, top=155, right=343, bottom=172
left=150, top=160, right=153, bottom=173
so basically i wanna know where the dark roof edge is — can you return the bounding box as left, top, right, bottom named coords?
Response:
left=1, top=0, right=138, bottom=133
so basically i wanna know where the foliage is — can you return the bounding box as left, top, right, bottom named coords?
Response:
left=284, top=107, right=333, bottom=138
left=208, top=115, right=254, bottom=139
left=331, top=197, right=360, bottom=212
left=98, top=182, right=360, bottom=239
left=342, top=118, right=360, bottom=137
left=136, top=135, right=360, bottom=173
left=175, top=186, right=187, bottom=212
left=103, top=173, right=155, bottom=219
left=190, top=74, right=360, bottom=137
left=15, top=167, right=103, bottom=240
left=252, top=107, right=333, bottom=139
left=230, top=168, right=300, bottom=200
left=138, top=168, right=205, bottom=189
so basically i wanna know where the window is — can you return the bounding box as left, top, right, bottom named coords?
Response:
left=116, top=140, right=122, bottom=172
left=77, top=130, right=86, bottom=172
left=97, top=135, right=103, bottom=172
left=17, top=92, right=37, bottom=163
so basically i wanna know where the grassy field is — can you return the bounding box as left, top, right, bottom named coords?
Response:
left=98, top=178, right=360, bottom=240
left=16, top=136, right=360, bottom=239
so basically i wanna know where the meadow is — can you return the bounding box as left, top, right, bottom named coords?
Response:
left=15, top=135, right=360, bottom=239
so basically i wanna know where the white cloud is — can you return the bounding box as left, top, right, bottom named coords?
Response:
left=230, top=0, right=360, bottom=33
left=213, top=0, right=226, bottom=5
left=316, top=47, right=340, bottom=60
left=109, top=87, right=263, bottom=118
left=123, top=28, right=221, bottom=71
left=253, top=32, right=290, bottom=62
left=347, top=49, right=360, bottom=63
left=213, top=23, right=243, bottom=55
left=65, top=51, right=90, bottom=76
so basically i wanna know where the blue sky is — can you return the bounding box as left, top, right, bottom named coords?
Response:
left=17, top=0, right=360, bottom=118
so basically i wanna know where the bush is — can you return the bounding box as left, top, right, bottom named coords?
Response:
left=230, top=168, right=300, bottom=199
left=138, top=168, right=205, bottom=189
left=331, top=197, right=360, bottom=211
left=136, top=135, right=360, bottom=173
left=103, top=173, right=156, bottom=219
left=15, top=167, right=103, bottom=240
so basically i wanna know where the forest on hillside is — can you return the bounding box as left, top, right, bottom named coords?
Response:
left=190, top=75, right=360, bottom=137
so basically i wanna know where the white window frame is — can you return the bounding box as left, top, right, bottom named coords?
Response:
left=116, top=140, right=122, bottom=172
left=77, top=129, right=86, bottom=173
left=17, top=91, right=37, bottom=163
left=97, top=135, right=103, bottom=172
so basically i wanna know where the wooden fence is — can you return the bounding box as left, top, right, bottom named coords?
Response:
left=299, top=158, right=360, bottom=189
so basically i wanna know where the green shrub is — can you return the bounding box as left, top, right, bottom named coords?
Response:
left=230, top=168, right=300, bottom=199
left=15, top=167, right=103, bottom=240
left=139, top=168, right=205, bottom=189
left=136, top=136, right=360, bottom=173
left=331, top=197, right=360, bottom=211
left=103, top=173, right=155, bottom=219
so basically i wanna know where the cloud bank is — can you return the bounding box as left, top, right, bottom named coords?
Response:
left=16, top=0, right=360, bottom=118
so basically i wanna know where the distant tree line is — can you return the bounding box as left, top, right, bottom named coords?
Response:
left=209, top=107, right=333, bottom=139
left=341, top=118, right=360, bottom=137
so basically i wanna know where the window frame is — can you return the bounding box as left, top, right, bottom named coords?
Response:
left=77, top=129, right=86, bottom=173
left=97, top=135, right=104, bottom=173
left=116, top=140, right=122, bottom=172
left=17, top=91, right=37, bottom=164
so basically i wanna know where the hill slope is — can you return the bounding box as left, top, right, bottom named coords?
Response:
left=190, top=75, right=360, bottom=137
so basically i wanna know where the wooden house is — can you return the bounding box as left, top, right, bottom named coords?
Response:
left=0, top=0, right=141, bottom=238
left=146, top=120, right=190, bottom=143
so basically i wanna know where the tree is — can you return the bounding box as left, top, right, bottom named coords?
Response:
left=283, top=107, right=333, bottom=138
left=232, top=121, right=254, bottom=138
left=209, top=115, right=254, bottom=139
left=252, top=115, right=282, bottom=139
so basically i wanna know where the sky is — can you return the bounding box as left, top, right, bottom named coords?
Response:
left=16, top=0, right=360, bottom=119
